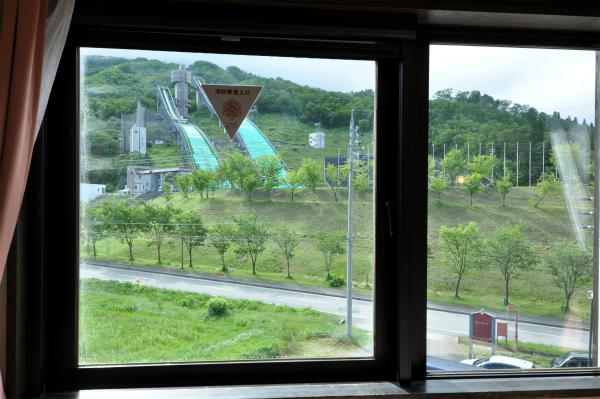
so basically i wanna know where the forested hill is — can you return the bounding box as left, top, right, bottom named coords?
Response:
left=429, top=89, right=593, bottom=147
left=83, top=55, right=374, bottom=128
left=83, top=55, right=591, bottom=147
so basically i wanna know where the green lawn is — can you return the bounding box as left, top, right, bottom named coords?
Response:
left=428, top=186, right=594, bottom=319
left=191, top=110, right=373, bottom=170
left=146, top=142, right=190, bottom=168
left=79, top=278, right=370, bottom=364
left=83, top=188, right=375, bottom=291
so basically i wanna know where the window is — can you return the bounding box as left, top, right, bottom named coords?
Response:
left=41, top=14, right=403, bottom=390
left=25, top=3, right=599, bottom=396
left=78, top=48, right=376, bottom=365
left=426, top=45, right=598, bottom=373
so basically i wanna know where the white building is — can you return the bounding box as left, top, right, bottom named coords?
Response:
left=309, top=132, right=325, bottom=149
left=80, top=183, right=106, bottom=202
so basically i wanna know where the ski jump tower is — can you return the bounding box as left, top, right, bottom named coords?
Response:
left=171, top=65, right=192, bottom=119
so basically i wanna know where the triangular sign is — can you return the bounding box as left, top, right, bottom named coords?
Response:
left=201, top=84, right=263, bottom=140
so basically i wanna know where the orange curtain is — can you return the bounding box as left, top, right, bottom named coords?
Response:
left=0, top=0, right=48, bottom=397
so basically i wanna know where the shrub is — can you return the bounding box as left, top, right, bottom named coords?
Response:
left=207, top=297, right=229, bottom=317
left=325, top=274, right=345, bottom=288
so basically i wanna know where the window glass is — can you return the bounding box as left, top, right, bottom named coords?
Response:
left=427, top=45, right=597, bottom=372
left=79, top=48, right=375, bottom=365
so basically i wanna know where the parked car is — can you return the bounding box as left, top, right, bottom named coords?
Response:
left=427, top=356, right=479, bottom=371
left=461, top=355, right=534, bottom=370
left=549, top=352, right=590, bottom=368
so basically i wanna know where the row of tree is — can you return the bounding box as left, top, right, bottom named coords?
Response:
left=163, top=152, right=372, bottom=203
left=82, top=204, right=348, bottom=284
left=437, top=221, right=591, bottom=312
left=429, top=150, right=561, bottom=207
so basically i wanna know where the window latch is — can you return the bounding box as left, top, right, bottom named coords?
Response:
left=385, top=200, right=393, bottom=238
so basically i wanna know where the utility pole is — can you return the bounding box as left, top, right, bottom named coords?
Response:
left=491, top=142, right=494, bottom=181
left=467, top=143, right=470, bottom=164
left=503, top=142, right=506, bottom=178
left=529, top=142, right=532, bottom=187
left=516, top=142, right=520, bottom=187
left=432, top=143, right=435, bottom=162
left=346, top=110, right=358, bottom=337
left=542, top=141, right=545, bottom=175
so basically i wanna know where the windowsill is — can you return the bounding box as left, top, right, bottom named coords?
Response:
left=42, top=376, right=600, bottom=399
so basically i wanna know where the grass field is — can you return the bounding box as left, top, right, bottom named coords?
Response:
left=428, top=185, right=593, bottom=319
left=83, top=181, right=594, bottom=320
left=83, top=188, right=375, bottom=291
left=191, top=110, right=373, bottom=170
left=79, top=278, right=371, bottom=364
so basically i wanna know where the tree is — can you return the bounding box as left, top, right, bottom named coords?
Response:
left=462, top=172, right=482, bottom=206
left=82, top=204, right=106, bottom=258
left=210, top=222, right=234, bottom=272
left=256, top=155, right=283, bottom=199
left=496, top=176, right=513, bottom=207
left=429, top=171, right=449, bottom=202
left=469, top=154, right=498, bottom=180
left=220, top=152, right=259, bottom=199
left=325, top=163, right=340, bottom=202
left=162, top=181, right=173, bottom=201
left=104, top=202, right=143, bottom=261
left=353, top=172, right=369, bottom=199
left=143, top=203, right=177, bottom=264
left=546, top=241, right=591, bottom=312
left=299, top=158, right=321, bottom=202
left=485, top=223, right=539, bottom=305
left=535, top=171, right=560, bottom=208
left=439, top=222, right=480, bottom=298
left=313, top=230, right=345, bottom=278
left=232, top=211, right=269, bottom=274
left=274, top=227, right=298, bottom=278
left=428, top=155, right=435, bottom=177
left=192, top=169, right=214, bottom=198
left=441, top=149, right=465, bottom=185
left=283, top=170, right=302, bottom=202
left=175, top=174, right=193, bottom=198
left=174, top=212, right=207, bottom=268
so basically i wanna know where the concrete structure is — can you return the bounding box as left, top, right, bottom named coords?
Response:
left=129, top=101, right=147, bottom=154
left=80, top=183, right=106, bottom=202
left=171, top=65, right=192, bottom=118
left=309, top=132, right=325, bottom=149
left=127, top=166, right=191, bottom=194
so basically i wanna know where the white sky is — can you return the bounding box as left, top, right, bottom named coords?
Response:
left=81, top=46, right=596, bottom=123
left=430, top=45, right=596, bottom=123
left=80, top=47, right=376, bottom=93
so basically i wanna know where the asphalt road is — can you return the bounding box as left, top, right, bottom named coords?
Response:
left=80, top=263, right=589, bottom=354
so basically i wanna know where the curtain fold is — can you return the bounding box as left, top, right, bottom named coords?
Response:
left=0, top=0, right=75, bottom=397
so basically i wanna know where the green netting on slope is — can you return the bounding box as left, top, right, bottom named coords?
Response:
left=237, top=119, right=287, bottom=179
left=179, top=123, right=220, bottom=170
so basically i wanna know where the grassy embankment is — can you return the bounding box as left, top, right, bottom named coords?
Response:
left=192, top=110, right=373, bottom=170
left=80, top=279, right=370, bottom=364
left=85, top=111, right=591, bottom=321
left=83, top=188, right=375, bottom=291
left=428, top=185, right=593, bottom=320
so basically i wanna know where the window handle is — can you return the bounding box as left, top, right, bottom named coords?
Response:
left=385, top=200, right=394, bottom=238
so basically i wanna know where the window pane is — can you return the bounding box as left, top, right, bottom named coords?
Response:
left=79, top=48, right=375, bottom=364
left=427, top=45, right=597, bottom=372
